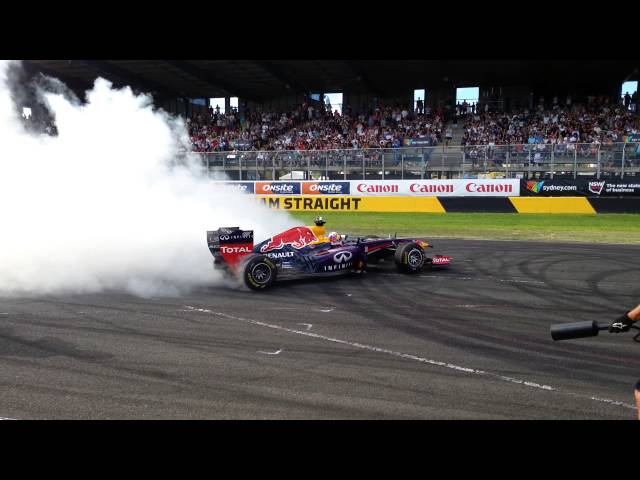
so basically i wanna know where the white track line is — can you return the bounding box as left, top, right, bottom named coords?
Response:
left=419, top=275, right=640, bottom=288
left=418, top=275, right=545, bottom=285
left=258, top=349, right=283, bottom=355
left=184, top=306, right=636, bottom=412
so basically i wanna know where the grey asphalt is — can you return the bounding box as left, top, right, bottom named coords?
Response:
left=1, top=239, right=639, bottom=419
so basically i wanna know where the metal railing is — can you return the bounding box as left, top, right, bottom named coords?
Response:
left=195, top=142, right=640, bottom=181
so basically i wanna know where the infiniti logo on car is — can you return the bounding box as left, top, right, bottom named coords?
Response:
left=333, top=251, right=353, bottom=263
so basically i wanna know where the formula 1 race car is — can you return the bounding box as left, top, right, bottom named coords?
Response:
left=207, top=224, right=452, bottom=290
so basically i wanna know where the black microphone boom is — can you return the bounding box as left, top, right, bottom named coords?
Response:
left=550, top=320, right=608, bottom=341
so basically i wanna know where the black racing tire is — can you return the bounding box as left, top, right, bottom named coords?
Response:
left=394, top=242, right=425, bottom=273
left=242, top=254, right=277, bottom=291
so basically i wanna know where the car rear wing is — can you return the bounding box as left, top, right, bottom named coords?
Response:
left=207, top=227, right=254, bottom=269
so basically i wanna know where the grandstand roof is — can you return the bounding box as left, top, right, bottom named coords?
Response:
left=23, top=60, right=640, bottom=101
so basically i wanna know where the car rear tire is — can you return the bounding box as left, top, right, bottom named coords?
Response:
left=394, top=242, right=425, bottom=273
left=242, top=254, right=277, bottom=291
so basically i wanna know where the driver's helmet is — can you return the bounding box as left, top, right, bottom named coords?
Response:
left=328, top=231, right=342, bottom=245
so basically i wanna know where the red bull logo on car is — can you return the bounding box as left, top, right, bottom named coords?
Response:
left=260, top=226, right=318, bottom=253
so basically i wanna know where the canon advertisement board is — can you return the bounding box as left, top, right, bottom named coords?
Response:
left=522, top=179, right=640, bottom=197
left=350, top=179, right=519, bottom=197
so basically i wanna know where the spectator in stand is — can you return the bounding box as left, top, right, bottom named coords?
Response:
left=189, top=96, right=638, bottom=155
left=246, top=103, right=441, bottom=150
left=458, top=99, right=640, bottom=149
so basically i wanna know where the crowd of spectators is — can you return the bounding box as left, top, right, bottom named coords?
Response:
left=188, top=102, right=444, bottom=153
left=189, top=93, right=639, bottom=156
left=189, top=103, right=310, bottom=153
left=460, top=96, right=640, bottom=150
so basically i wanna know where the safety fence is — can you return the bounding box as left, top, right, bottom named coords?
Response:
left=197, top=142, right=640, bottom=181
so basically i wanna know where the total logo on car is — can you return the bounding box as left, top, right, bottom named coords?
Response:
left=220, top=246, right=252, bottom=253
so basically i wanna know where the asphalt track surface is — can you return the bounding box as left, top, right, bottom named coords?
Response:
left=1, top=239, right=639, bottom=419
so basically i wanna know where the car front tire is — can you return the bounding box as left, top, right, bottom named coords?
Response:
left=394, top=242, right=425, bottom=273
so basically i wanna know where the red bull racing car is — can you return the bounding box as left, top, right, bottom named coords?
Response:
left=207, top=222, right=452, bottom=291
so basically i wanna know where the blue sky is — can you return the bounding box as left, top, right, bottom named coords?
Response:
left=456, top=87, right=479, bottom=104
left=324, top=93, right=343, bottom=114
left=621, top=81, right=638, bottom=97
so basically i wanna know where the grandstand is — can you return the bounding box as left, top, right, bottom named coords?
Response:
left=24, top=60, right=640, bottom=180
left=6, top=59, right=640, bottom=421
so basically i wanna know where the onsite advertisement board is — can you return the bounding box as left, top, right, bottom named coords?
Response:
left=219, top=182, right=255, bottom=194
left=215, top=179, right=520, bottom=197
left=255, top=182, right=301, bottom=195
left=521, top=179, right=640, bottom=197
left=301, top=181, right=351, bottom=195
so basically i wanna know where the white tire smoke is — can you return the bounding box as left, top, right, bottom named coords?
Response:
left=0, top=60, right=295, bottom=297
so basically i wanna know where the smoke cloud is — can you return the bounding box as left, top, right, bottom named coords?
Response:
left=0, top=60, right=295, bottom=297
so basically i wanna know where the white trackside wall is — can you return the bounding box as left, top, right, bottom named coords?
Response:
left=349, top=179, right=519, bottom=196
left=213, top=179, right=521, bottom=197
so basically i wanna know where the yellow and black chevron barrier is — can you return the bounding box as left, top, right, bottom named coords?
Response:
left=257, top=195, right=640, bottom=214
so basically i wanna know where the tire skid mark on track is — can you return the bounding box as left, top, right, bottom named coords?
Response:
left=586, top=269, right=640, bottom=303
left=472, top=253, right=621, bottom=315
left=184, top=306, right=637, bottom=412
left=398, top=261, right=636, bottom=374
left=337, top=273, right=634, bottom=382
left=320, top=267, right=634, bottom=392
left=0, top=302, right=296, bottom=392
left=417, top=273, right=639, bottom=289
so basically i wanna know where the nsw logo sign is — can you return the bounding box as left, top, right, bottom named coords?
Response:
left=588, top=181, right=605, bottom=195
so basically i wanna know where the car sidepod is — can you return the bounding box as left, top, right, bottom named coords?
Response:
left=309, top=245, right=364, bottom=274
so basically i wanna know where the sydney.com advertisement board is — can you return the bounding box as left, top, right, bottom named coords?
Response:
left=522, top=179, right=640, bottom=197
